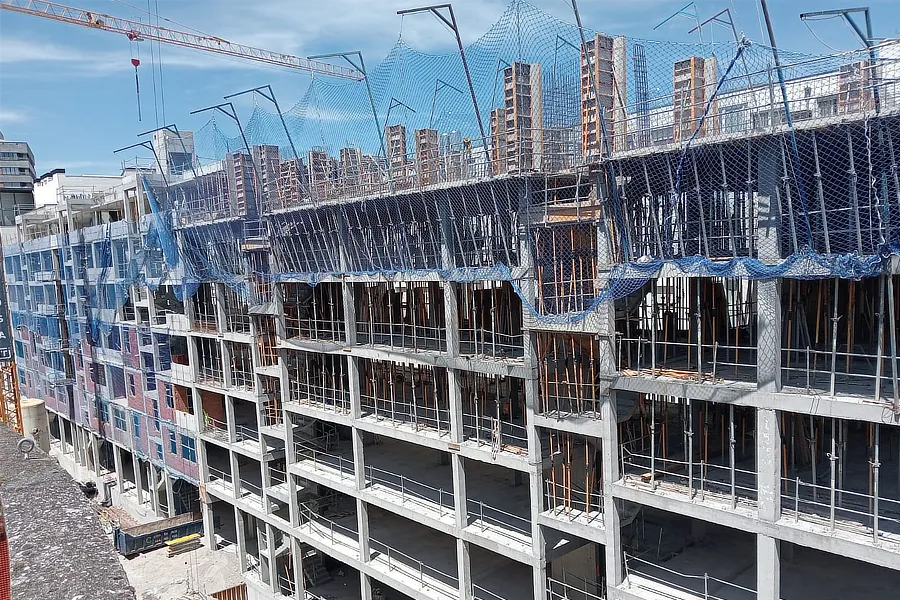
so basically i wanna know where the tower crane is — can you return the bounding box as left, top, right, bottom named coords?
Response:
left=0, top=0, right=364, bottom=80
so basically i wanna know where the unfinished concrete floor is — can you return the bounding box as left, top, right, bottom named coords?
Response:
left=120, top=539, right=243, bottom=600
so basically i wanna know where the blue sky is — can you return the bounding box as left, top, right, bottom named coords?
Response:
left=1, top=0, right=898, bottom=176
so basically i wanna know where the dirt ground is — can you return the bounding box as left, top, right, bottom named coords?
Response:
left=120, top=540, right=244, bottom=600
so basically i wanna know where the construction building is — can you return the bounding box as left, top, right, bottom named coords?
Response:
left=8, top=10, right=900, bottom=600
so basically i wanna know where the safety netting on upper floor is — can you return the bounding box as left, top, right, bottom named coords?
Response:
left=127, top=0, right=900, bottom=324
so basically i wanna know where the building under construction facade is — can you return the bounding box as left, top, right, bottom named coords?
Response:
left=8, top=4, right=900, bottom=600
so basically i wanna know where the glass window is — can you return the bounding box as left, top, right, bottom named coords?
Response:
left=132, top=414, right=140, bottom=437
left=169, top=429, right=177, bottom=454
left=113, top=407, right=126, bottom=430
left=99, top=403, right=109, bottom=423
left=155, top=442, right=163, bottom=460
left=181, top=435, right=196, bottom=462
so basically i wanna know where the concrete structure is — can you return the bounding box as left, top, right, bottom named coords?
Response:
left=9, top=38, right=900, bottom=600
left=20, top=397, right=50, bottom=452
left=0, top=423, right=136, bottom=600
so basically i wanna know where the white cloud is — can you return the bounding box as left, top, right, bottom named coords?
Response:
left=0, top=108, right=29, bottom=124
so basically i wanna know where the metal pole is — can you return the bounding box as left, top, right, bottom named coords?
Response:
left=397, top=4, right=490, bottom=164
left=874, top=423, right=881, bottom=542
left=651, top=395, right=657, bottom=490
left=829, top=418, right=837, bottom=531
left=729, top=404, right=735, bottom=508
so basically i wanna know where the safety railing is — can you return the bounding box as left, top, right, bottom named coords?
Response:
left=622, top=448, right=758, bottom=508
left=297, top=503, right=360, bottom=553
left=207, top=466, right=234, bottom=489
left=356, top=322, right=447, bottom=353
left=544, top=480, right=603, bottom=525
left=269, top=466, right=288, bottom=486
left=289, top=380, right=352, bottom=415
left=239, top=478, right=264, bottom=503
left=368, top=537, right=459, bottom=599
left=547, top=575, right=605, bottom=600
left=781, top=345, right=899, bottom=402
left=473, top=585, right=506, bottom=600
left=365, top=464, right=454, bottom=518
left=617, top=337, right=758, bottom=382
left=782, top=476, right=900, bottom=543
left=459, top=328, right=524, bottom=360
left=538, top=390, right=601, bottom=420
left=360, top=394, right=451, bottom=436
left=202, top=416, right=230, bottom=442
left=624, top=553, right=756, bottom=600
left=462, top=413, right=529, bottom=454
left=285, top=314, right=346, bottom=343
left=231, top=366, right=255, bottom=391
left=192, top=309, right=218, bottom=332
left=235, top=423, right=260, bottom=445
left=294, top=443, right=356, bottom=482
left=466, top=498, right=531, bottom=541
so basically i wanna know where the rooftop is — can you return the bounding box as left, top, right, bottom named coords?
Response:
left=0, top=425, right=136, bottom=600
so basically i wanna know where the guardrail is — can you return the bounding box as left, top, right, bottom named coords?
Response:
left=624, top=553, right=755, bottom=600
left=467, top=498, right=531, bottom=540
left=361, top=394, right=452, bottom=435
left=294, top=443, right=356, bottom=481
left=462, top=413, right=529, bottom=454
left=782, top=476, right=900, bottom=542
left=365, top=464, right=454, bottom=518
left=459, top=328, right=524, bottom=360
left=622, top=447, right=758, bottom=508
left=544, top=480, right=603, bottom=525
left=368, top=537, right=459, bottom=598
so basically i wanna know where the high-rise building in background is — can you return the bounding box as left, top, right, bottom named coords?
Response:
left=385, top=124, right=408, bottom=182
left=226, top=151, right=256, bottom=217
left=414, top=128, right=440, bottom=186
left=339, top=147, right=363, bottom=193
left=580, top=34, right=627, bottom=156
left=491, top=61, right=543, bottom=174
left=0, top=133, right=35, bottom=238
left=252, top=145, right=281, bottom=211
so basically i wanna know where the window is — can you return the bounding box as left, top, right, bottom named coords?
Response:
left=122, top=328, right=131, bottom=353
left=113, top=407, right=126, bottom=430
left=99, top=402, right=109, bottom=423
left=181, top=435, right=196, bottom=462
left=165, top=385, right=174, bottom=408
left=155, top=442, right=163, bottom=460
left=132, top=414, right=140, bottom=437
left=152, top=399, right=160, bottom=431
left=169, top=429, right=177, bottom=454
left=127, top=374, right=136, bottom=396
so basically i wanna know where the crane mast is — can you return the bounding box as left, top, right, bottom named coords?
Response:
left=0, top=0, right=364, bottom=80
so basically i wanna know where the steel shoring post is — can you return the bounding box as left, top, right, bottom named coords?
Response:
left=829, top=418, right=838, bottom=532
left=729, top=404, right=736, bottom=508
left=397, top=4, right=490, bottom=165
left=887, top=275, right=900, bottom=412
left=873, top=424, right=881, bottom=542
left=224, top=85, right=309, bottom=201
left=650, top=396, right=656, bottom=490
left=876, top=276, right=886, bottom=405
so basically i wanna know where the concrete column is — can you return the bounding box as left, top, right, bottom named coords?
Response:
left=235, top=506, right=249, bottom=573
left=132, top=453, right=144, bottom=505
left=225, top=396, right=237, bottom=443
left=91, top=432, right=101, bottom=477
left=290, top=535, right=306, bottom=599
left=360, top=572, right=373, bottom=600
left=214, top=282, right=228, bottom=334
left=452, top=454, right=472, bottom=599
left=112, top=443, right=124, bottom=495
left=220, top=339, right=233, bottom=388
left=757, top=534, right=781, bottom=600
left=756, top=406, right=782, bottom=600
left=523, top=330, right=546, bottom=599
left=165, top=470, right=176, bottom=517
left=148, top=463, right=160, bottom=515
left=230, top=449, right=242, bottom=501
left=201, top=493, right=216, bottom=550
left=265, top=523, right=278, bottom=590
left=598, top=299, right=624, bottom=588
left=757, top=279, right=782, bottom=393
